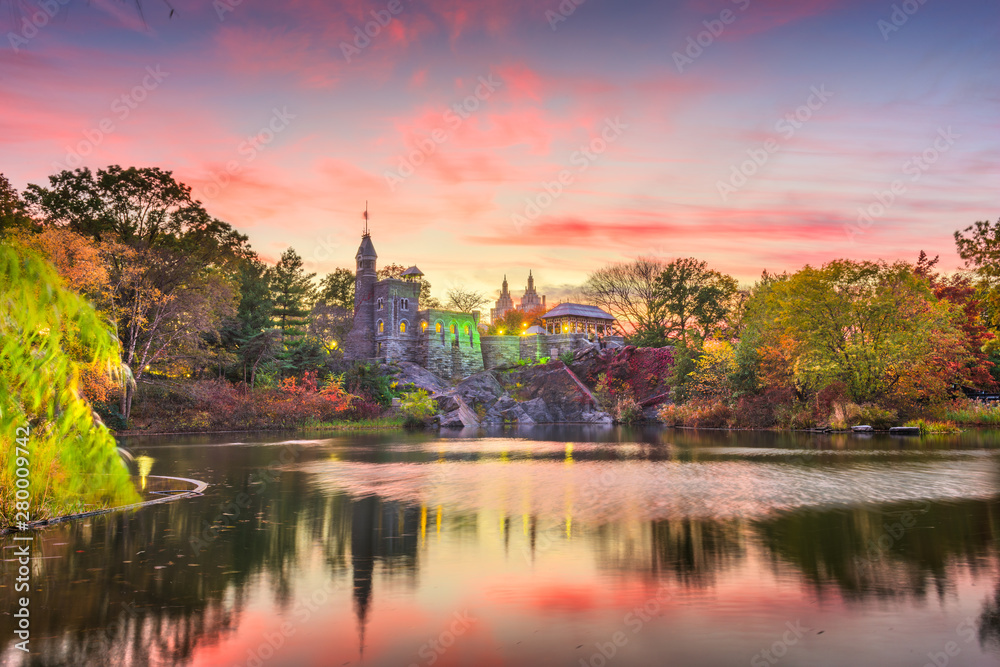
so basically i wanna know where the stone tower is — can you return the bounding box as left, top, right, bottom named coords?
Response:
left=344, top=231, right=378, bottom=360
left=491, top=274, right=515, bottom=323
left=519, top=270, right=545, bottom=311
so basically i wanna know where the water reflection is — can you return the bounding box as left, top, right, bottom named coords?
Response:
left=2, top=428, right=1000, bottom=666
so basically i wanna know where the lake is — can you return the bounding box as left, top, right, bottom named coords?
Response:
left=4, top=426, right=1000, bottom=666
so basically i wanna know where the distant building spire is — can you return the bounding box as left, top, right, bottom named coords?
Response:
left=363, top=201, right=370, bottom=237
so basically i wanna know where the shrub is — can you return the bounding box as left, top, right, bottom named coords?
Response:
left=857, top=404, right=898, bottom=429
left=613, top=395, right=642, bottom=424
left=658, top=399, right=730, bottom=428
left=939, top=400, right=1000, bottom=426
left=559, top=350, right=575, bottom=364
left=903, top=418, right=961, bottom=434
left=400, top=389, right=436, bottom=427
left=343, top=362, right=396, bottom=407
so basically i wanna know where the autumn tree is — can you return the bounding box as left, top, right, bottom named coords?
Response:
left=486, top=306, right=546, bottom=335
left=445, top=287, right=489, bottom=313
left=747, top=259, right=965, bottom=405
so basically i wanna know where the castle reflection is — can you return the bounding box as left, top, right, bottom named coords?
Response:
left=3, top=429, right=1000, bottom=666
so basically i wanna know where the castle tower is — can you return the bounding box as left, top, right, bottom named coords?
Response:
left=344, top=230, right=378, bottom=360
left=491, top=274, right=515, bottom=323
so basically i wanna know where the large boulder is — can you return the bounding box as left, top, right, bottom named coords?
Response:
left=503, top=361, right=608, bottom=423
left=393, top=361, right=448, bottom=394
left=453, top=371, right=505, bottom=411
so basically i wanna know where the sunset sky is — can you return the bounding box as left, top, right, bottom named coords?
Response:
left=2, top=0, right=997, bottom=303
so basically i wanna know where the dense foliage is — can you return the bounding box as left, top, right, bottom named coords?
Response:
left=0, top=243, right=138, bottom=524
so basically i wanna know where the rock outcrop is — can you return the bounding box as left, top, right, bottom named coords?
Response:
left=435, top=361, right=611, bottom=427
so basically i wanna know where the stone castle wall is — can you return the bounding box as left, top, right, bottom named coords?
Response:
left=417, top=309, right=484, bottom=379
left=480, top=336, right=520, bottom=368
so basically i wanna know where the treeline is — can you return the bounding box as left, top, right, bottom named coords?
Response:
left=584, top=223, right=1000, bottom=428
left=0, top=166, right=438, bottom=429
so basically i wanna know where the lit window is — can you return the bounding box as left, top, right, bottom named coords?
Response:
left=436, top=322, right=442, bottom=333
left=400, top=321, right=407, bottom=333
left=377, top=298, right=384, bottom=310
left=464, top=325, right=470, bottom=335
left=378, top=320, right=384, bottom=333
left=450, top=323, right=457, bottom=334
left=421, top=321, right=428, bottom=332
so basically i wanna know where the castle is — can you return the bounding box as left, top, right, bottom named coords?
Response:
left=343, top=230, right=620, bottom=378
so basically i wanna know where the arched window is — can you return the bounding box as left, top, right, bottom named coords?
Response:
left=400, top=320, right=408, bottom=334
left=421, top=321, right=428, bottom=332
left=401, top=298, right=409, bottom=310
left=449, top=323, right=457, bottom=334
left=377, top=320, right=384, bottom=334
left=464, top=325, right=470, bottom=335
left=435, top=321, right=442, bottom=333
left=377, top=298, right=384, bottom=310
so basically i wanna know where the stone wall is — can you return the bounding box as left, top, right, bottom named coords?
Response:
left=519, top=335, right=547, bottom=361
left=480, top=336, right=520, bottom=368
left=416, top=309, right=483, bottom=379
left=542, top=333, right=590, bottom=359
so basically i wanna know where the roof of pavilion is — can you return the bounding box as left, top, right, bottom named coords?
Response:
left=541, top=303, right=616, bottom=321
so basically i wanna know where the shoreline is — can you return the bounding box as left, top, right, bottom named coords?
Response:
left=0, top=474, right=208, bottom=535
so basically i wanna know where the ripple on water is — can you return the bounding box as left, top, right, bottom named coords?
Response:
left=296, top=455, right=999, bottom=523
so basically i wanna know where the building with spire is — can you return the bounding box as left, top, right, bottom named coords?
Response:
left=519, top=271, right=546, bottom=312
left=490, top=275, right=515, bottom=323
left=490, top=272, right=546, bottom=324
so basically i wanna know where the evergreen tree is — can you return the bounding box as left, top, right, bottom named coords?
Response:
left=270, top=248, right=317, bottom=371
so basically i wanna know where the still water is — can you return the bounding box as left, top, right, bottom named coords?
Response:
left=4, top=427, right=1000, bottom=666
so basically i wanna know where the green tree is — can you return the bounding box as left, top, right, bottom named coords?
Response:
left=652, top=258, right=738, bottom=347
left=954, top=217, right=1000, bottom=330
left=270, top=248, right=317, bottom=369
left=319, top=267, right=355, bottom=310
left=1, top=242, right=138, bottom=524
left=24, top=166, right=194, bottom=244
left=0, top=174, right=35, bottom=233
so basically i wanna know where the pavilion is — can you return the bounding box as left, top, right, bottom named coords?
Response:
left=541, top=303, right=617, bottom=335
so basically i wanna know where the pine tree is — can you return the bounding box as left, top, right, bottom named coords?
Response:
left=270, top=248, right=317, bottom=372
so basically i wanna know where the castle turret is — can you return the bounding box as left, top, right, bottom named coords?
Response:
left=344, top=231, right=378, bottom=359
